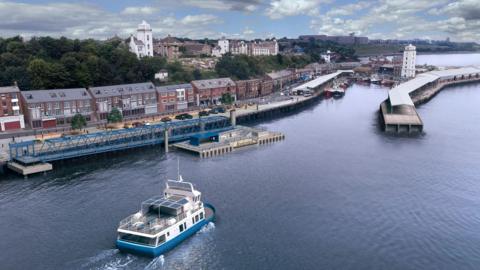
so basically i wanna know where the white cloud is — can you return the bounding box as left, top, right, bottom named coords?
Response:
left=180, top=14, right=221, bottom=25
left=266, top=0, right=325, bottom=19
left=180, top=0, right=260, bottom=11
left=326, top=2, right=371, bottom=16
left=121, top=6, right=159, bottom=15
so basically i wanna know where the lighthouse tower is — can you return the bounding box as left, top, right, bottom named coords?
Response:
left=401, top=44, right=416, bottom=78
left=137, top=20, right=153, bottom=57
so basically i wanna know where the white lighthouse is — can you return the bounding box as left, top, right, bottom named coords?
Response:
left=401, top=44, right=416, bottom=78
left=129, top=20, right=153, bottom=58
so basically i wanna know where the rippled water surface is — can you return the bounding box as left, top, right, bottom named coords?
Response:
left=1, top=57, right=480, bottom=270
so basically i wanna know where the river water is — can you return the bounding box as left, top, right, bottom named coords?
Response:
left=1, top=54, right=480, bottom=270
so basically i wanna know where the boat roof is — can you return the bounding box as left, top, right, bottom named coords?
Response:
left=142, top=195, right=189, bottom=210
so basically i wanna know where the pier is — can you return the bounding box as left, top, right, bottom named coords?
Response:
left=380, top=67, right=480, bottom=134
left=174, top=126, right=285, bottom=158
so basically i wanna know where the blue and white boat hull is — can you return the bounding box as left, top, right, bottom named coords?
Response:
left=117, top=203, right=215, bottom=257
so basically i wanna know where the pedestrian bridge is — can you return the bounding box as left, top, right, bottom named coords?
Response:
left=9, top=116, right=232, bottom=163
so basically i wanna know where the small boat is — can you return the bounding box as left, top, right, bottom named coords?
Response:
left=116, top=175, right=215, bottom=257
left=331, top=87, right=345, bottom=99
left=370, top=74, right=381, bottom=84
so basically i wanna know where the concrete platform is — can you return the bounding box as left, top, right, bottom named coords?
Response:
left=174, top=126, right=285, bottom=158
left=380, top=102, right=423, bottom=133
left=7, top=161, right=53, bottom=177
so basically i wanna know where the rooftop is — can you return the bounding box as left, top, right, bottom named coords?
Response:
left=293, top=70, right=354, bottom=91
left=267, top=69, right=292, bottom=80
left=21, top=88, right=91, bottom=103
left=89, top=82, right=155, bottom=98
left=191, top=78, right=235, bottom=90
left=0, top=85, right=20, bottom=94
left=156, top=83, right=193, bottom=93
left=388, top=67, right=480, bottom=106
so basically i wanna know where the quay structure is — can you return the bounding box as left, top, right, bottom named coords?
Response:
left=380, top=67, right=480, bottom=133
left=4, top=70, right=354, bottom=176
left=173, top=125, right=285, bottom=158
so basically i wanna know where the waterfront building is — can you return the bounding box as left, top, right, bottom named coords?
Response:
left=249, top=39, right=279, bottom=56
left=401, top=44, right=416, bottom=78
left=155, top=35, right=183, bottom=59
left=260, top=80, right=274, bottom=96
left=191, top=78, right=236, bottom=106
left=20, top=88, right=94, bottom=129
left=0, top=85, right=25, bottom=131
left=266, top=69, right=295, bottom=90
left=89, top=82, right=157, bottom=121
left=129, top=21, right=154, bottom=58
left=235, top=79, right=262, bottom=99
left=156, top=83, right=195, bottom=113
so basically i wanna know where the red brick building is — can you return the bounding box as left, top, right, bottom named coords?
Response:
left=20, top=88, right=94, bottom=129
left=0, top=85, right=25, bottom=131
left=236, top=79, right=262, bottom=100
left=191, top=78, right=236, bottom=106
left=156, top=83, right=195, bottom=113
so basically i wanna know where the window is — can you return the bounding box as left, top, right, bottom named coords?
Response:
left=157, top=234, right=166, bottom=245
left=184, top=222, right=187, bottom=230
left=179, top=224, right=184, bottom=232
left=167, top=232, right=170, bottom=237
left=118, top=233, right=156, bottom=246
left=200, top=212, right=204, bottom=220
left=192, top=217, right=195, bottom=224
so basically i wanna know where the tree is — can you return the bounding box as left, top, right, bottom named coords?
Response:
left=71, top=113, right=87, bottom=130
left=107, top=107, right=123, bottom=123
left=220, top=93, right=235, bottom=105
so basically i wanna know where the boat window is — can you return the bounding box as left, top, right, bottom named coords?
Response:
left=157, top=234, right=166, bottom=245
left=179, top=224, right=184, bottom=232
left=119, top=233, right=156, bottom=246
left=167, top=232, right=170, bottom=237
left=195, top=215, right=199, bottom=222
left=192, top=217, right=195, bottom=224
left=200, top=212, right=204, bottom=220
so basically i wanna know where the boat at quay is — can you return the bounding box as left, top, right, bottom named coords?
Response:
left=116, top=176, right=215, bottom=257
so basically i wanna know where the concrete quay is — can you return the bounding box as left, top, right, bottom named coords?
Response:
left=380, top=67, right=480, bottom=134
left=174, top=126, right=285, bottom=158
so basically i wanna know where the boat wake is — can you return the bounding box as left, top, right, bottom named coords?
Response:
left=144, top=255, right=165, bottom=270
left=78, top=249, right=137, bottom=270
left=199, top=222, right=215, bottom=233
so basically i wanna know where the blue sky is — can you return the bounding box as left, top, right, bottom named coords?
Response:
left=0, top=0, right=478, bottom=41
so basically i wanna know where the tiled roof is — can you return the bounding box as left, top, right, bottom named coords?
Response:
left=191, top=78, right=235, bottom=90
left=21, top=88, right=91, bottom=103
left=89, top=82, right=156, bottom=98
left=156, top=83, right=193, bottom=93
left=0, top=85, right=20, bottom=94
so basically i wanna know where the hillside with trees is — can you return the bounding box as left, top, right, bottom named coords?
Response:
left=0, top=36, right=207, bottom=90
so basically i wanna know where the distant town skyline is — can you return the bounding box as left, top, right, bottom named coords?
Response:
left=0, top=0, right=478, bottom=42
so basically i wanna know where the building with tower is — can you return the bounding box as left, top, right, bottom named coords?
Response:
left=129, top=20, right=154, bottom=58
left=401, top=44, right=416, bottom=78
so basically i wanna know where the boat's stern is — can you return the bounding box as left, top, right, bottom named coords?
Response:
left=116, top=239, right=159, bottom=257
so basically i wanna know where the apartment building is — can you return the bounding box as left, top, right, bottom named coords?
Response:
left=156, top=83, right=195, bottom=113
left=0, top=85, right=24, bottom=131
left=89, top=82, right=157, bottom=121
left=21, top=88, right=93, bottom=129
left=191, top=78, right=236, bottom=106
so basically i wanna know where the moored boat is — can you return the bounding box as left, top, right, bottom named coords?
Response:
left=116, top=177, right=215, bottom=257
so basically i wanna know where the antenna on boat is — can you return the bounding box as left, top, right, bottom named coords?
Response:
left=177, top=157, right=183, bottom=182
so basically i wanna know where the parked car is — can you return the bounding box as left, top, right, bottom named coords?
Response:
left=161, top=117, right=171, bottom=122
left=209, top=107, right=226, bottom=114
left=198, top=111, right=210, bottom=117
left=175, top=113, right=193, bottom=120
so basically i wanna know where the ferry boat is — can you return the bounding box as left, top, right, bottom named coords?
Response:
left=116, top=177, right=215, bottom=257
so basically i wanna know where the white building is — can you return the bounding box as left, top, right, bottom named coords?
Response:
left=401, top=44, right=416, bottom=78
left=129, top=20, right=154, bottom=58
left=321, top=50, right=332, bottom=63
left=218, top=37, right=229, bottom=55
left=249, top=39, right=278, bottom=56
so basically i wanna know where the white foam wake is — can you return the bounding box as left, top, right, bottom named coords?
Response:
left=199, top=222, right=216, bottom=233
left=144, top=255, right=165, bottom=270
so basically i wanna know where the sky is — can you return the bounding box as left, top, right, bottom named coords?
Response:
left=0, top=0, right=479, bottom=42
